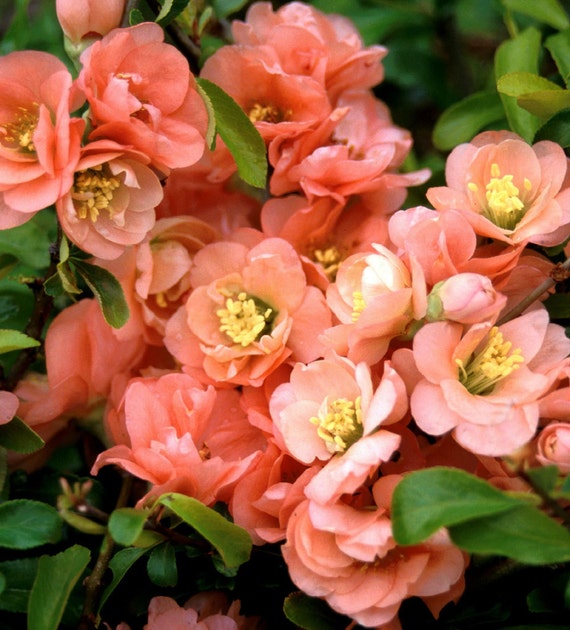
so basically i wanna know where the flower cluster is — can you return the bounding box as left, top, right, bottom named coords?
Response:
left=3, top=2, right=570, bottom=629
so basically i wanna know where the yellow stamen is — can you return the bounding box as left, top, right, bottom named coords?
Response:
left=155, top=292, right=168, bottom=308
left=71, top=164, right=121, bottom=223
left=1, top=105, right=39, bottom=153
left=312, top=246, right=343, bottom=281
left=248, top=103, right=291, bottom=123
left=310, top=396, right=363, bottom=454
left=352, top=291, right=366, bottom=322
left=216, top=291, right=275, bottom=347
left=456, top=326, right=524, bottom=395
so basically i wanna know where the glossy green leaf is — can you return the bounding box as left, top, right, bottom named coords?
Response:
left=72, top=260, right=130, bottom=329
left=195, top=80, right=218, bottom=149
left=283, top=591, right=351, bottom=630
left=495, top=27, right=542, bottom=141
left=0, top=500, right=62, bottom=549
left=497, top=72, right=564, bottom=97
left=0, top=329, right=39, bottom=354
left=155, top=0, right=189, bottom=25
left=147, top=542, right=178, bottom=587
left=196, top=78, right=268, bottom=189
left=497, top=72, right=570, bottom=118
left=158, top=492, right=252, bottom=568
left=98, top=546, right=149, bottom=614
left=391, top=467, right=522, bottom=545
left=450, top=504, right=570, bottom=564
left=129, top=8, right=146, bottom=25
left=56, top=260, right=82, bottom=295
left=0, top=416, right=44, bottom=454
left=28, top=545, right=90, bottom=630
left=0, top=557, right=38, bottom=613
left=502, top=0, right=570, bottom=30
left=517, top=90, right=570, bottom=118
left=534, top=108, right=570, bottom=146
left=108, top=507, right=149, bottom=546
left=546, top=29, right=570, bottom=87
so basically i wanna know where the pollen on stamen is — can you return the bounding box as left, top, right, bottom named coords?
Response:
left=216, top=291, right=275, bottom=347
left=71, top=164, right=121, bottom=223
left=248, top=103, right=291, bottom=123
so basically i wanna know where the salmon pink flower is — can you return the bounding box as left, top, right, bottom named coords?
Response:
left=535, top=422, right=570, bottom=473
left=164, top=237, right=332, bottom=386
left=0, top=391, right=19, bottom=425
left=426, top=130, right=570, bottom=246
left=78, top=22, right=208, bottom=172
left=56, top=0, right=125, bottom=46
left=410, top=309, right=570, bottom=456
left=56, top=140, right=163, bottom=259
left=0, top=51, right=84, bottom=228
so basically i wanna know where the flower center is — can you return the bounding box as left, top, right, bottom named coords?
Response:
left=248, top=103, right=291, bottom=123
left=456, top=326, right=524, bottom=395
left=312, top=245, right=342, bottom=281
left=468, top=163, right=531, bottom=230
left=71, top=164, right=121, bottom=222
left=216, top=291, right=275, bottom=347
left=352, top=291, right=366, bottom=322
left=1, top=105, right=38, bottom=153
left=310, top=396, right=363, bottom=454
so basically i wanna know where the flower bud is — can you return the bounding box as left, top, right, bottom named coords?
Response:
left=426, top=273, right=506, bottom=324
left=536, top=422, right=570, bottom=473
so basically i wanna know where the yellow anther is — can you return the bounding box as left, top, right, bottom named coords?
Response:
left=481, top=162, right=528, bottom=230
left=310, top=396, right=363, bottom=454
left=72, top=164, right=121, bottom=222
left=248, top=103, right=291, bottom=123
left=456, top=326, right=524, bottom=396
left=313, top=246, right=343, bottom=281
left=1, top=105, right=39, bottom=153
left=216, top=291, right=274, bottom=347
left=467, top=182, right=479, bottom=193
left=352, top=291, right=366, bottom=322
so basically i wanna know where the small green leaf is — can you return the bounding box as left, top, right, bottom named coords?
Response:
left=212, top=0, right=249, bottom=18
left=0, top=557, right=38, bottom=613
left=129, top=8, right=146, bottom=25
left=158, top=492, right=252, bottom=568
left=432, top=90, right=505, bottom=150
left=450, top=504, right=570, bottom=565
left=0, top=500, right=62, bottom=549
left=391, top=467, right=522, bottom=545
left=283, top=592, right=352, bottom=630
left=546, top=30, right=570, bottom=87
left=195, top=81, right=217, bottom=149
left=28, top=545, right=90, bottom=630
left=0, top=416, right=44, bottom=454
left=147, top=543, right=178, bottom=587
left=0, top=329, right=40, bottom=354
left=196, top=78, right=268, bottom=189
left=56, top=260, right=82, bottom=295
left=108, top=507, right=149, bottom=546
left=98, top=546, right=149, bottom=614
left=497, top=71, right=564, bottom=97
left=72, top=260, right=130, bottom=329
left=503, top=0, right=570, bottom=30
left=517, top=90, right=570, bottom=118
left=155, top=0, right=189, bottom=25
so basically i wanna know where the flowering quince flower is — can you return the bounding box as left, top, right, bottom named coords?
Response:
left=0, top=50, right=84, bottom=228
left=323, top=243, right=426, bottom=364
left=410, top=308, right=570, bottom=456
left=77, top=22, right=208, bottom=173
left=282, top=475, right=467, bottom=628
left=56, top=0, right=125, bottom=47
left=426, top=130, right=570, bottom=246
left=535, top=422, right=570, bottom=473
left=269, top=354, right=406, bottom=465
left=231, top=1, right=387, bottom=101
left=426, top=272, right=507, bottom=325
left=0, top=391, right=19, bottom=424
left=92, top=372, right=265, bottom=505
left=164, top=236, right=332, bottom=386
left=56, top=139, right=163, bottom=259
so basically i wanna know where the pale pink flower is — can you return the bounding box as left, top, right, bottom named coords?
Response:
left=77, top=22, right=208, bottom=172
left=283, top=475, right=467, bottom=628
left=269, top=354, right=405, bottom=465
left=56, top=140, right=163, bottom=259
left=0, top=391, right=19, bottom=425
left=535, top=422, right=570, bottom=473
left=164, top=237, right=332, bottom=386
left=0, top=51, right=84, bottom=228
left=92, top=373, right=264, bottom=505
left=56, top=0, right=125, bottom=46
left=410, top=309, right=570, bottom=456
left=426, top=130, right=570, bottom=246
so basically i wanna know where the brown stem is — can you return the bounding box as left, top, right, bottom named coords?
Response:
left=496, top=257, right=570, bottom=326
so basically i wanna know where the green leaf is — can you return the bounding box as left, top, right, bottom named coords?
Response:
left=158, top=492, right=252, bottom=568
left=212, top=0, right=249, bottom=18
left=129, top=8, right=146, bottom=25
left=196, top=78, right=268, bottom=189
left=0, top=218, right=51, bottom=270
left=535, top=108, right=570, bottom=146
left=546, top=29, right=570, bottom=87
left=0, top=557, right=38, bottom=613
left=155, top=0, right=189, bottom=25
left=147, top=542, right=178, bottom=587
left=56, top=260, right=82, bottom=295
left=450, top=504, right=570, bottom=564
left=525, top=466, right=562, bottom=494
left=195, top=80, right=217, bottom=149
left=502, top=0, right=570, bottom=30
left=283, top=591, right=351, bottom=630
left=495, top=27, right=543, bottom=141
left=0, top=416, right=44, bottom=454
left=497, top=71, right=564, bottom=97
left=0, top=329, right=39, bottom=354
left=432, top=90, right=505, bottom=150
left=98, top=546, right=149, bottom=614
left=391, top=467, right=522, bottom=545
left=0, top=500, right=62, bottom=549
left=28, top=545, right=90, bottom=630
left=497, top=72, right=570, bottom=118
left=0, top=254, right=17, bottom=280
left=108, top=507, right=149, bottom=546
left=72, top=260, right=130, bottom=329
